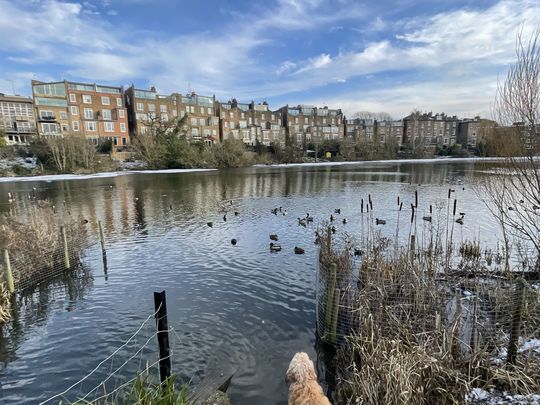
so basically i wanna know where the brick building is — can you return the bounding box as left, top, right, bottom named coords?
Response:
left=281, top=105, right=344, bottom=147
left=403, top=112, right=459, bottom=149
left=457, top=117, right=497, bottom=148
left=32, top=80, right=129, bottom=147
left=0, top=93, right=36, bottom=145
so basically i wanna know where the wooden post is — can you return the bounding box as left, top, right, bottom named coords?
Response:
left=60, top=225, right=70, bottom=270
left=507, top=278, right=527, bottom=366
left=470, top=293, right=479, bottom=354
left=98, top=220, right=108, bottom=273
left=154, top=290, right=172, bottom=383
left=329, top=288, right=341, bottom=344
left=2, top=249, right=14, bottom=294
left=409, top=235, right=416, bottom=263
left=324, top=264, right=337, bottom=342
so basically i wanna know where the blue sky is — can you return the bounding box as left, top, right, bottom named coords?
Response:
left=0, top=0, right=539, bottom=118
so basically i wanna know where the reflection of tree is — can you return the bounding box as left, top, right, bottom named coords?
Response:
left=0, top=265, right=93, bottom=366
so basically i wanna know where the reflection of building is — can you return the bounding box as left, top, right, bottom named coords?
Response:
left=31, top=80, right=129, bottom=147
left=457, top=117, right=498, bottom=148
left=0, top=93, right=36, bottom=145
left=280, top=105, right=344, bottom=147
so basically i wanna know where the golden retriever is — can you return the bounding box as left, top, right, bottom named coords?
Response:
left=286, top=352, right=331, bottom=405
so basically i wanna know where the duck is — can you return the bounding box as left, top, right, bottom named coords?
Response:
left=231, top=238, right=237, bottom=245
left=271, top=208, right=278, bottom=215
left=456, top=217, right=464, bottom=225
left=330, top=214, right=335, bottom=222
left=283, top=209, right=287, bottom=216
left=533, top=205, right=540, bottom=210
left=508, top=206, right=515, bottom=211
left=342, top=218, right=348, bottom=224
left=81, top=218, right=89, bottom=224
left=294, top=246, right=305, bottom=255
left=459, top=212, right=466, bottom=216
left=270, top=242, right=282, bottom=252
left=234, top=211, right=239, bottom=216
left=279, top=206, right=283, bottom=212
left=270, top=234, right=278, bottom=241
left=207, top=222, right=213, bottom=227
left=375, top=218, right=386, bottom=225
left=306, top=213, right=314, bottom=222
left=354, top=248, right=363, bottom=257
left=422, top=216, right=432, bottom=222
left=298, top=217, right=307, bottom=226
left=331, top=226, right=336, bottom=234
left=223, top=214, right=227, bottom=222
left=334, top=208, right=341, bottom=214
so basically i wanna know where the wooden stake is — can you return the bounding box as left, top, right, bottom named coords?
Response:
left=2, top=249, right=14, bottom=294
left=329, top=288, right=341, bottom=344
left=324, top=264, right=337, bottom=342
left=507, top=278, right=527, bottom=365
left=154, top=290, right=172, bottom=384
left=61, top=225, right=70, bottom=269
left=98, top=220, right=108, bottom=273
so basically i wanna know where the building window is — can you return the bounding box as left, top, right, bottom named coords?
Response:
left=230, top=112, right=234, bottom=119
left=60, top=111, right=68, bottom=119
left=41, top=122, right=58, bottom=133
left=102, top=96, right=110, bottom=105
left=161, top=113, right=168, bottom=121
left=191, top=128, right=200, bottom=138
left=69, top=93, right=76, bottom=102
left=72, top=121, right=80, bottom=131
left=225, top=122, right=229, bottom=128
left=84, top=108, right=93, bottom=119
left=104, top=122, right=114, bottom=132
left=136, top=103, right=144, bottom=111
left=102, top=109, right=112, bottom=120
left=160, top=105, right=167, bottom=113
left=148, top=104, right=155, bottom=112
left=199, top=118, right=205, bottom=126
left=120, top=123, right=126, bottom=132
left=191, top=118, right=197, bottom=126
left=85, top=121, right=97, bottom=131
left=40, top=110, right=54, bottom=119
left=207, top=107, right=212, bottom=115
left=122, top=137, right=127, bottom=145
left=116, top=97, right=122, bottom=107
left=172, top=110, right=177, bottom=117
left=83, top=94, right=92, bottom=104
left=62, top=124, right=69, bottom=132
left=119, top=109, right=125, bottom=118
left=71, top=106, right=79, bottom=115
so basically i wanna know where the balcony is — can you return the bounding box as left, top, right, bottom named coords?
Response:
left=39, top=115, right=56, bottom=122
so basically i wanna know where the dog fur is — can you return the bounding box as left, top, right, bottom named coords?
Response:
left=286, top=352, right=331, bottom=405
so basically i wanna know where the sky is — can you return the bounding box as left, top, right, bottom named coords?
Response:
left=0, top=0, right=539, bottom=119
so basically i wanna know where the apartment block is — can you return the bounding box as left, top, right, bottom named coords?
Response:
left=403, top=112, right=459, bottom=148
left=377, top=120, right=404, bottom=145
left=32, top=80, right=129, bottom=147
left=281, top=105, right=344, bottom=147
left=216, top=99, right=251, bottom=143
left=457, top=117, right=497, bottom=148
left=248, top=102, right=285, bottom=146
left=345, top=118, right=376, bottom=143
left=0, top=93, right=36, bottom=145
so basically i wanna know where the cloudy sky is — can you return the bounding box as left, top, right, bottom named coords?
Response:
left=0, top=0, right=538, bottom=118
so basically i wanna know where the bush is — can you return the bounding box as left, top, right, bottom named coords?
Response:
left=97, top=139, right=113, bottom=154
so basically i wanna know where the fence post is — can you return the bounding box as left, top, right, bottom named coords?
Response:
left=470, top=293, right=479, bottom=354
left=2, top=249, right=14, bottom=294
left=328, top=288, right=341, bottom=344
left=60, top=225, right=70, bottom=270
left=154, top=290, right=171, bottom=384
left=98, top=220, right=108, bottom=273
left=507, top=278, right=527, bottom=366
left=409, top=235, right=416, bottom=263
left=323, top=263, right=337, bottom=342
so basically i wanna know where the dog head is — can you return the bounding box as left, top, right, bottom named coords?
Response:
left=286, top=352, right=317, bottom=384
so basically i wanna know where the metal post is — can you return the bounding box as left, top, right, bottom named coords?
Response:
left=2, top=249, right=14, bottom=294
left=154, top=290, right=171, bottom=383
left=61, top=225, right=70, bottom=269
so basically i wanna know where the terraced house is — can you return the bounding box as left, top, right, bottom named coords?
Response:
left=281, top=105, right=344, bottom=147
left=0, top=93, right=36, bottom=145
left=216, top=99, right=252, bottom=144
left=31, top=80, right=129, bottom=147
left=248, top=102, right=285, bottom=146
left=403, top=112, right=459, bottom=150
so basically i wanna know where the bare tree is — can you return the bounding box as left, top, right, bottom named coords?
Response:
left=480, top=27, right=540, bottom=272
left=353, top=111, right=393, bottom=121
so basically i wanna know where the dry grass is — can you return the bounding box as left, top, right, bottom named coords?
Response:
left=318, top=231, right=540, bottom=404
left=0, top=200, right=89, bottom=292
left=0, top=281, right=11, bottom=323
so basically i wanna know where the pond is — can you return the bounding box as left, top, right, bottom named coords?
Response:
left=0, top=159, right=513, bottom=404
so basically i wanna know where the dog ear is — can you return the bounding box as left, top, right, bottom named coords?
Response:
left=286, top=363, right=296, bottom=383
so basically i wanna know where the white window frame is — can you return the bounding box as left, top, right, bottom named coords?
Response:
left=101, top=96, right=110, bottom=105
left=85, top=121, right=97, bottom=131
left=71, top=106, right=79, bottom=115
left=102, top=109, right=112, bottom=120
left=84, top=108, right=93, bottom=119
left=72, top=121, right=80, bottom=131
left=160, top=105, right=167, bottom=113
left=116, top=97, right=122, bottom=107
left=136, top=103, right=144, bottom=111
left=104, top=122, right=114, bottom=132
left=82, top=94, right=92, bottom=104
left=120, top=123, right=126, bottom=132
left=69, top=93, right=76, bottom=102
left=60, top=111, right=68, bottom=120
left=119, top=109, right=125, bottom=118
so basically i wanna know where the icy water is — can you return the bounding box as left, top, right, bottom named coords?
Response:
left=0, top=159, right=510, bottom=404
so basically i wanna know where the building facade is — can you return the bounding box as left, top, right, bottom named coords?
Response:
left=0, top=93, right=36, bottom=145
left=248, top=102, right=285, bottom=146
left=403, top=112, right=459, bottom=149
left=32, top=80, right=129, bottom=147
left=281, top=105, right=344, bottom=147
left=457, top=117, right=497, bottom=148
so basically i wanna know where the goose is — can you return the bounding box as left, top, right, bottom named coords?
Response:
left=508, top=206, right=515, bottom=211
left=207, top=222, right=213, bottom=227
left=283, top=209, right=287, bottom=216
left=294, top=246, right=305, bottom=254
left=279, top=206, right=283, bottom=212
left=375, top=218, right=386, bottom=225
left=331, top=226, right=336, bottom=234
left=271, top=208, right=278, bottom=215
left=422, top=216, right=432, bottom=222
left=298, top=217, right=307, bottom=226
left=533, top=205, right=540, bottom=210
left=306, top=213, right=314, bottom=222
left=354, top=248, right=363, bottom=257
left=234, top=211, right=240, bottom=216
left=342, top=218, right=348, bottom=224
left=330, top=214, right=335, bottom=222
left=270, top=242, right=282, bottom=252
left=334, top=208, right=341, bottom=214
left=459, top=212, right=466, bottom=216
left=270, top=234, right=278, bottom=241
left=231, top=239, right=237, bottom=245
left=456, top=217, right=464, bottom=225
left=223, top=214, right=227, bottom=222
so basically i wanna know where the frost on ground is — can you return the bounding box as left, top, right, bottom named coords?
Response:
left=467, top=388, right=540, bottom=404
